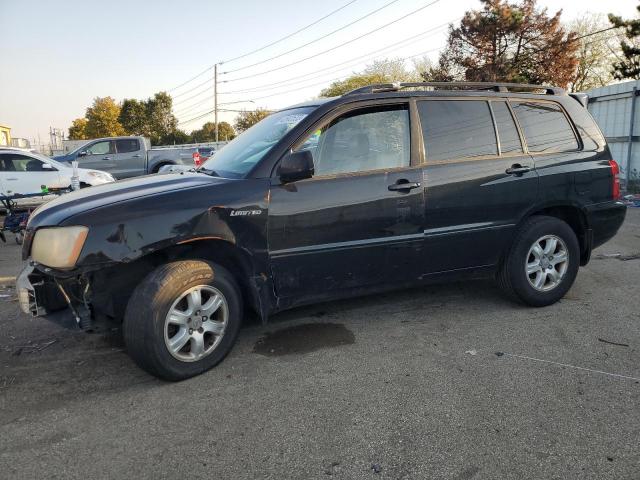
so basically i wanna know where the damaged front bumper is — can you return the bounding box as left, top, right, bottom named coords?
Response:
left=17, top=262, right=92, bottom=330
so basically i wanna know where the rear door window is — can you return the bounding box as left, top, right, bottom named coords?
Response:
left=418, top=100, right=497, bottom=162
left=490, top=101, right=523, bottom=155
left=510, top=101, right=578, bottom=153
left=116, top=139, right=140, bottom=153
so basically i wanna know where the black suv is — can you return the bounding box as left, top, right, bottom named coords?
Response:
left=17, top=82, right=626, bottom=380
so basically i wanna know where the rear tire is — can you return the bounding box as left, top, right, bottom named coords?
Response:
left=123, top=260, right=242, bottom=381
left=498, top=216, right=580, bottom=307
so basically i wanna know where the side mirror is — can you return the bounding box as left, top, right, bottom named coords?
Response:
left=279, top=150, right=314, bottom=183
left=78, top=150, right=88, bottom=157
left=41, top=163, right=54, bottom=170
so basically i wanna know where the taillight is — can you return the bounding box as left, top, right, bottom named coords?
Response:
left=192, top=151, right=202, bottom=167
left=609, top=160, right=621, bottom=199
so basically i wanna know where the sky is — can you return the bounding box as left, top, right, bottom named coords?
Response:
left=1, top=0, right=638, bottom=143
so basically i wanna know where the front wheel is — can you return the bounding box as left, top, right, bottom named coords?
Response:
left=123, top=260, right=242, bottom=380
left=498, top=216, right=580, bottom=307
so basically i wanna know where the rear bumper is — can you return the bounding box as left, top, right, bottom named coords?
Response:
left=586, top=200, right=627, bottom=249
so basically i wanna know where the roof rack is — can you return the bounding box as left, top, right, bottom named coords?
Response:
left=344, top=82, right=565, bottom=96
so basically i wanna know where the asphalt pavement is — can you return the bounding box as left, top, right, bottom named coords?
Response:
left=0, top=210, right=639, bottom=479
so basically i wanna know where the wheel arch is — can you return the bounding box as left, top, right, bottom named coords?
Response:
left=90, top=238, right=271, bottom=323
left=516, top=203, right=591, bottom=266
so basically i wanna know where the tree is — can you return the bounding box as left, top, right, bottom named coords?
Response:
left=146, top=92, right=178, bottom=145
left=119, top=99, right=148, bottom=136
left=567, top=14, right=617, bottom=92
left=609, top=5, right=640, bottom=80
left=160, top=129, right=191, bottom=145
left=68, top=118, right=88, bottom=140
left=190, top=122, right=236, bottom=142
left=85, top=97, right=125, bottom=138
left=118, top=92, right=179, bottom=144
left=436, top=0, right=579, bottom=88
left=320, top=58, right=418, bottom=97
left=234, top=109, right=271, bottom=133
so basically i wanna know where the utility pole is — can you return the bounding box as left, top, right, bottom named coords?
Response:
left=214, top=63, right=218, bottom=143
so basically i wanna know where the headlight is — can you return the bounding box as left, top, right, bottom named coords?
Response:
left=31, top=226, right=89, bottom=269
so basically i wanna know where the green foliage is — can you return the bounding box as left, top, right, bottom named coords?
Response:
left=320, top=58, right=418, bottom=97
left=85, top=97, right=125, bottom=138
left=147, top=92, right=178, bottom=145
left=160, top=129, right=191, bottom=145
left=119, top=99, right=148, bottom=136
left=609, top=5, right=640, bottom=80
left=190, top=122, right=236, bottom=142
left=120, top=92, right=179, bottom=145
left=234, top=109, right=271, bottom=133
left=67, top=118, right=88, bottom=140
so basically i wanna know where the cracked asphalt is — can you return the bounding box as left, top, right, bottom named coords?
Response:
left=0, top=209, right=639, bottom=479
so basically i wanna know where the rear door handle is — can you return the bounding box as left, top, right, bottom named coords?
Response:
left=388, top=181, right=421, bottom=192
left=505, top=164, right=531, bottom=175
left=103, top=157, right=111, bottom=161
left=132, top=154, right=142, bottom=158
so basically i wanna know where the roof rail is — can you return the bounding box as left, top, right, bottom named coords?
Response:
left=344, top=82, right=565, bottom=96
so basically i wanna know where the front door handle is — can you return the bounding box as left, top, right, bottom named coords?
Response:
left=103, top=157, right=111, bottom=161
left=505, top=164, right=531, bottom=175
left=388, top=181, right=421, bottom=192
left=132, top=154, right=142, bottom=158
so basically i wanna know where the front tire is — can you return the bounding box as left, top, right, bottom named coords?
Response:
left=123, top=260, right=242, bottom=381
left=498, top=216, right=580, bottom=307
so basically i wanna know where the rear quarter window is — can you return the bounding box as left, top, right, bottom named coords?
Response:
left=116, top=139, right=140, bottom=153
left=510, top=101, right=578, bottom=153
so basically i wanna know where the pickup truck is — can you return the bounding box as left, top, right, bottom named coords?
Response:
left=53, top=136, right=227, bottom=179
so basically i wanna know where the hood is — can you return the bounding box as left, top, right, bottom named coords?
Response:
left=29, top=172, right=230, bottom=227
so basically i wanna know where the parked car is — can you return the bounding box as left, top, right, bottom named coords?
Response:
left=52, top=137, right=226, bottom=179
left=17, top=82, right=626, bottom=381
left=0, top=148, right=114, bottom=200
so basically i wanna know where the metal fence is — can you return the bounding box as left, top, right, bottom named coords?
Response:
left=586, top=80, right=640, bottom=191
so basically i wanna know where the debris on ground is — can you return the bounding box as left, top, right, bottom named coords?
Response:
left=495, top=352, right=504, bottom=357
left=371, top=464, right=382, bottom=474
left=465, top=349, right=477, bottom=356
left=598, top=338, right=629, bottom=347
left=622, top=194, right=640, bottom=208
left=595, top=252, right=640, bottom=261
left=12, top=339, right=57, bottom=355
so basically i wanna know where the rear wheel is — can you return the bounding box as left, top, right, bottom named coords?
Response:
left=498, top=216, right=580, bottom=307
left=123, top=260, right=242, bottom=380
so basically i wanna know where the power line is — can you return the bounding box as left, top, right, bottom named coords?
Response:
left=175, top=20, right=451, bottom=117
left=222, top=0, right=402, bottom=74
left=221, top=0, right=360, bottom=65
left=174, top=23, right=448, bottom=116
left=221, top=0, right=442, bottom=83
left=173, top=77, right=213, bottom=99
left=169, top=66, right=214, bottom=93
left=177, top=44, right=444, bottom=125
left=218, top=20, right=453, bottom=95
left=167, top=0, right=359, bottom=93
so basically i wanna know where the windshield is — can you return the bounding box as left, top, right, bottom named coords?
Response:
left=201, top=107, right=314, bottom=178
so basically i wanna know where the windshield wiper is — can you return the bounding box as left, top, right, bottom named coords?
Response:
left=197, top=167, right=219, bottom=177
